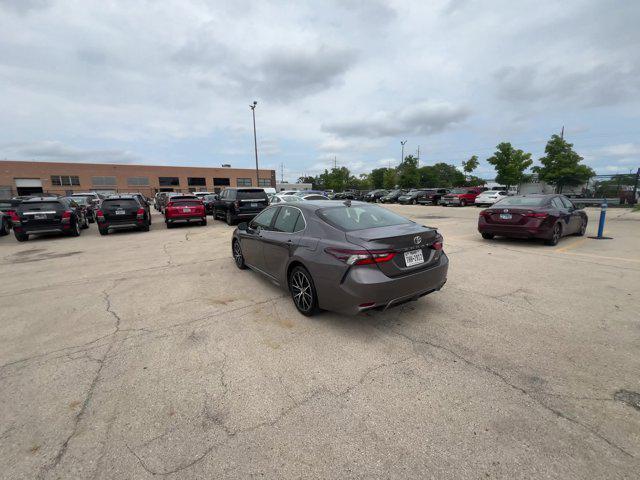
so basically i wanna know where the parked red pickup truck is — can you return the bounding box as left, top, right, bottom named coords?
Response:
left=440, top=186, right=487, bottom=207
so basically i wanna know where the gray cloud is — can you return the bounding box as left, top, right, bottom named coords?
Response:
left=0, top=0, right=50, bottom=15
left=0, top=141, right=141, bottom=164
left=494, top=62, right=640, bottom=108
left=173, top=36, right=357, bottom=102
left=322, top=101, right=471, bottom=138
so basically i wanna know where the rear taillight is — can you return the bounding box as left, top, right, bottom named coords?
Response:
left=479, top=210, right=491, bottom=217
left=325, top=248, right=396, bottom=266
left=9, top=210, right=20, bottom=223
left=524, top=212, right=548, bottom=218
left=430, top=233, right=444, bottom=250
left=61, top=210, right=72, bottom=224
left=136, top=208, right=145, bottom=219
left=96, top=210, right=105, bottom=222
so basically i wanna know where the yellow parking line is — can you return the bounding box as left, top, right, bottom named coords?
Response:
left=555, top=237, right=588, bottom=253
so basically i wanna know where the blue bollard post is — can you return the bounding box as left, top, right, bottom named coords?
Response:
left=596, top=202, right=607, bottom=238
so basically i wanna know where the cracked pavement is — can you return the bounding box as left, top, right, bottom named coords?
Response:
left=1, top=205, right=639, bottom=479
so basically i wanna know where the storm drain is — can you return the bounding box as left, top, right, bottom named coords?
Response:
left=614, top=390, right=640, bottom=411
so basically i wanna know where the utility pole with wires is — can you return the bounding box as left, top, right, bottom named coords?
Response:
left=280, top=163, right=284, bottom=183
left=560, top=125, right=564, bottom=140
left=400, top=140, right=407, bottom=165
left=333, top=156, right=337, bottom=169
left=416, top=145, right=420, bottom=167
left=250, top=101, right=259, bottom=186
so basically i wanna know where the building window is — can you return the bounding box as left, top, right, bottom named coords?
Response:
left=92, top=176, right=116, bottom=186
left=213, top=177, right=230, bottom=186
left=159, top=176, right=180, bottom=187
left=187, top=177, right=206, bottom=187
left=258, top=178, right=271, bottom=187
left=127, top=176, right=149, bottom=186
left=51, top=175, right=80, bottom=186
left=237, top=178, right=252, bottom=186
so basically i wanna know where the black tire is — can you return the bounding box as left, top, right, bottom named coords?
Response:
left=81, top=216, right=89, bottom=229
left=545, top=223, right=562, bottom=246
left=99, top=227, right=108, bottom=236
left=201, top=217, right=207, bottom=226
left=70, top=219, right=81, bottom=237
left=88, top=214, right=95, bottom=224
left=460, top=199, right=467, bottom=207
left=288, top=266, right=320, bottom=317
left=139, top=221, right=150, bottom=232
left=575, top=218, right=587, bottom=236
left=226, top=210, right=235, bottom=226
left=412, top=199, right=417, bottom=205
left=166, top=221, right=174, bottom=229
left=232, top=239, right=246, bottom=269
left=0, top=218, right=8, bottom=236
left=481, top=232, right=494, bottom=239
left=15, top=231, right=29, bottom=242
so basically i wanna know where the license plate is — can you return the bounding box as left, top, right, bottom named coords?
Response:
left=183, top=208, right=191, bottom=213
left=250, top=202, right=258, bottom=207
left=115, top=209, right=125, bottom=215
left=34, top=213, right=47, bottom=220
left=500, top=213, right=512, bottom=220
left=404, top=249, right=425, bottom=267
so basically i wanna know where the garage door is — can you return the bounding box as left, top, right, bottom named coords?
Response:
left=15, top=178, right=43, bottom=188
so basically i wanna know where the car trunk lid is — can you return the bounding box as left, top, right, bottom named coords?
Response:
left=102, top=200, right=139, bottom=222
left=345, top=223, right=440, bottom=277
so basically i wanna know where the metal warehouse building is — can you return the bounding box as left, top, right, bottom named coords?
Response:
left=0, top=160, right=276, bottom=198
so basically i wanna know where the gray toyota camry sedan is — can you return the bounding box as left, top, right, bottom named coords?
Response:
left=231, top=200, right=448, bottom=316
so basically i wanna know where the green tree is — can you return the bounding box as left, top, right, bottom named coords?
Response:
left=369, top=168, right=389, bottom=189
left=297, top=175, right=315, bottom=188
left=486, top=142, right=533, bottom=190
left=418, top=163, right=465, bottom=188
left=383, top=168, right=397, bottom=189
left=396, top=155, right=420, bottom=188
left=532, top=134, right=595, bottom=193
left=462, top=155, right=479, bottom=174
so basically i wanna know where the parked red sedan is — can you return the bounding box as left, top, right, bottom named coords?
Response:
left=478, top=194, right=588, bottom=246
left=164, top=195, right=207, bottom=228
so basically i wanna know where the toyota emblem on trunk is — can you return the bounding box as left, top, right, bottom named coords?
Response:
left=414, top=236, right=422, bottom=245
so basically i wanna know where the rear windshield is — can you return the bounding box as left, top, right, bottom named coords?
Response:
left=494, top=197, right=546, bottom=207
left=102, top=199, right=138, bottom=208
left=20, top=201, right=62, bottom=211
left=319, top=205, right=412, bottom=231
left=237, top=190, right=268, bottom=200
left=171, top=200, right=201, bottom=206
left=68, top=196, right=89, bottom=205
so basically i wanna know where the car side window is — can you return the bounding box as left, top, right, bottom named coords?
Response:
left=273, top=206, right=302, bottom=233
left=560, top=197, right=574, bottom=209
left=251, top=207, right=278, bottom=230
left=551, top=198, right=564, bottom=209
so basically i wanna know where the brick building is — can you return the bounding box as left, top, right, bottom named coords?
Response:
left=0, top=160, right=276, bottom=198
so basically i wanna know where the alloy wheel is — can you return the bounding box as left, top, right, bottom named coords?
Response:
left=232, top=240, right=245, bottom=269
left=291, top=270, right=313, bottom=312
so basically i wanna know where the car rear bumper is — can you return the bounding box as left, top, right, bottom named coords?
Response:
left=478, top=220, right=553, bottom=239
left=166, top=215, right=204, bottom=222
left=319, top=253, right=449, bottom=315
left=17, top=225, right=67, bottom=235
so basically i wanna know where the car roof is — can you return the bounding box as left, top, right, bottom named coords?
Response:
left=104, top=195, right=137, bottom=200
left=21, top=196, right=62, bottom=202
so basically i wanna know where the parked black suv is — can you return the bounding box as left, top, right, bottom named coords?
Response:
left=213, top=188, right=269, bottom=225
left=12, top=197, right=88, bottom=242
left=96, top=195, right=151, bottom=235
left=398, top=189, right=430, bottom=204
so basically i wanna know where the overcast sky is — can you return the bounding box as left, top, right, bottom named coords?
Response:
left=1, top=0, right=639, bottom=180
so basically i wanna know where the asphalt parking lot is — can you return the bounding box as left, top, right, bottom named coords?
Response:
left=1, top=204, right=639, bottom=479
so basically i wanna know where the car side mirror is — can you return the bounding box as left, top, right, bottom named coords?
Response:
left=237, top=222, right=248, bottom=231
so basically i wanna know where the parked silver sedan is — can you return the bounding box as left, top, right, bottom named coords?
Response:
left=231, top=200, right=448, bottom=315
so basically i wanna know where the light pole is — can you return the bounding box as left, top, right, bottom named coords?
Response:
left=400, top=140, right=407, bottom=165
left=250, top=101, right=259, bottom=186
